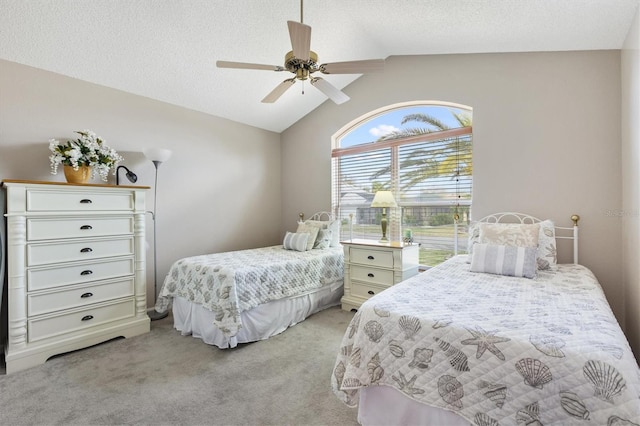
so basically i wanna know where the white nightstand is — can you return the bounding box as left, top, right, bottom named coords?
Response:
left=340, top=239, right=419, bottom=311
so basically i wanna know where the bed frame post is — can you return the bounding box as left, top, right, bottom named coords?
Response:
left=571, top=214, right=580, bottom=264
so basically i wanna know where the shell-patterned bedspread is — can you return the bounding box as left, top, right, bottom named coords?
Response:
left=155, top=245, right=343, bottom=337
left=332, top=255, right=640, bottom=425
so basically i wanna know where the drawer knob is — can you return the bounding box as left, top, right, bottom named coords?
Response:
left=368, top=290, right=375, bottom=295
left=80, top=292, right=93, bottom=298
left=80, top=247, right=93, bottom=253
left=367, top=273, right=374, bottom=277
left=80, top=270, right=93, bottom=276
left=80, top=199, right=93, bottom=204
left=80, top=225, right=93, bottom=230
left=81, top=315, right=94, bottom=321
left=367, top=255, right=375, bottom=260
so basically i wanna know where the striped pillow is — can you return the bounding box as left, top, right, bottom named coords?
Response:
left=283, top=232, right=309, bottom=252
left=470, top=243, right=537, bottom=279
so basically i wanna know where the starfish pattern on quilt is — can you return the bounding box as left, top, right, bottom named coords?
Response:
left=461, top=326, right=511, bottom=361
left=392, top=372, right=425, bottom=396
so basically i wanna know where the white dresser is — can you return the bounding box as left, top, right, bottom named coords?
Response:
left=2, top=180, right=150, bottom=374
left=340, top=239, right=420, bottom=311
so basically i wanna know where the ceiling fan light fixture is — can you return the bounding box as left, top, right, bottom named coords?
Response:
left=216, top=0, right=384, bottom=105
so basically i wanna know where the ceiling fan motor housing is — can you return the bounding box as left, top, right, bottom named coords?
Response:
left=285, top=50, right=318, bottom=80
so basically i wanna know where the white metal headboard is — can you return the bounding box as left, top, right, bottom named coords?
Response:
left=456, top=212, right=581, bottom=264
left=298, top=211, right=335, bottom=222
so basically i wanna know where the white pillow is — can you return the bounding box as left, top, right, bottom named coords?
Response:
left=283, top=232, right=309, bottom=252
left=470, top=243, right=537, bottom=279
left=537, top=220, right=557, bottom=270
left=479, top=222, right=540, bottom=248
left=467, top=220, right=557, bottom=270
left=466, top=222, right=480, bottom=263
left=304, top=219, right=341, bottom=247
left=296, top=223, right=319, bottom=251
left=314, top=229, right=332, bottom=249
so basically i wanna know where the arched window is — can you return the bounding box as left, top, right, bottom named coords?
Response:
left=331, top=101, right=473, bottom=267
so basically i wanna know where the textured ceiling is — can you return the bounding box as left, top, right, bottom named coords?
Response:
left=1, top=0, right=638, bottom=133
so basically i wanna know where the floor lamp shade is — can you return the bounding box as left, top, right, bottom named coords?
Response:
left=144, top=148, right=172, bottom=164
left=371, top=191, right=397, bottom=242
left=145, top=148, right=172, bottom=321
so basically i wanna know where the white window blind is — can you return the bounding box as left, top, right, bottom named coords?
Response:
left=332, top=127, right=472, bottom=266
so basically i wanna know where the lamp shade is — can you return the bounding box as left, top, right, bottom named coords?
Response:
left=370, top=191, right=398, bottom=208
left=144, top=148, right=172, bottom=163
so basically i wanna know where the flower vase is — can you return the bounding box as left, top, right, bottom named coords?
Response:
left=63, top=165, right=91, bottom=184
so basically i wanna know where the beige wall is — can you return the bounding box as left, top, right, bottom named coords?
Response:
left=282, top=51, right=626, bottom=329
left=0, top=59, right=282, bottom=307
left=622, top=7, right=640, bottom=362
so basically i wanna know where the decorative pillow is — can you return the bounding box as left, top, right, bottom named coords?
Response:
left=314, top=229, right=332, bottom=249
left=470, top=243, right=537, bottom=279
left=304, top=219, right=341, bottom=247
left=466, top=222, right=480, bottom=263
left=296, top=223, right=319, bottom=251
left=479, top=222, right=540, bottom=248
left=283, top=232, right=309, bottom=252
left=537, top=220, right=557, bottom=270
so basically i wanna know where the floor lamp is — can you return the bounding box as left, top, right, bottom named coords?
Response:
left=144, top=148, right=172, bottom=321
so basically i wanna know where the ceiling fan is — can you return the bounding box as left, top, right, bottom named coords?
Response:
left=216, top=0, right=384, bottom=105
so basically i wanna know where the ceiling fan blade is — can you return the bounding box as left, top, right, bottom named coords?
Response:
left=217, top=60, right=284, bottom=72
left=319, top=59, right=385, bottom=74
left=287, top=21, right=311, bottom=61
left=311, top=77, right=350, bottom=105
left=262, top=78, right=296, bottom=103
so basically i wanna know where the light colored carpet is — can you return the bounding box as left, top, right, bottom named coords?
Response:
left=0, top=306, right=359, bottom=426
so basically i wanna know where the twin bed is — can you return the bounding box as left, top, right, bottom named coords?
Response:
left=332, top=213, right=640, bottom=425
left=154, top=212, right=344, bottom=348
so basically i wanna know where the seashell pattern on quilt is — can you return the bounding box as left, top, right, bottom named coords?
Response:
left=331, top=255, right=640, bottom=425
left=155, top=245, right=343, bottom=337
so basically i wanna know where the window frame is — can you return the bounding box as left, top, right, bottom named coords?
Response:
left=331, top=101, right=473, bottom=267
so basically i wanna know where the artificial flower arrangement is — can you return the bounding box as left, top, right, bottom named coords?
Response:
left=49, top=130, right=123, bottom=182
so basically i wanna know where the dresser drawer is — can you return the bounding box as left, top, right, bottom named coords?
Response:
left=28, top=298, right=136, bottom=342
left=350, top=248, right=394, bottom=268
left=27, top=216, right=133, bottom=241
left=26, top=189, right=133, bottom=212
left=27, top=236, right=134, bottom=266
left=27, top=277, right=135, bottom=316
left=28, top=257, right=135, bottom=291
left=351, top=265, right=394, bottom=286
left=350, top=281, right=388, bottom=300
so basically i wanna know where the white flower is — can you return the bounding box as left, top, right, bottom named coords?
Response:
left=48, top=130, right=123, bottom=182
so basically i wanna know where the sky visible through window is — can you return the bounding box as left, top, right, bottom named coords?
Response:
left=340, top=105, right=469, bottom=148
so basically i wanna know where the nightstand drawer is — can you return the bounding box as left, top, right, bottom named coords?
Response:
left=27, top=277, right=135, bottom=316
left=27, top=216, right=133, bottom=241
left=351, top=265, right=394, bottom=286
left=28, top=257, right=134, bottom=291
left=27, top=189, right=133, bottom=212
left=351, top=281, right=388, bottom=300
left=27, top=236, right=134, bottom=266
left=350, top=248, right=394, bottom=268
left=28, top=298, right=136, bottom=343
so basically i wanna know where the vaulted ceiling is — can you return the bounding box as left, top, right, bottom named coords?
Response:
left=1, top=0, right=638, bottom=133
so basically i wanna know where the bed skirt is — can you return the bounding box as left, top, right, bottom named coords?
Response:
left=172, top=279, right=343, bottom=348
left=358, top=386, right=470, bottom=426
